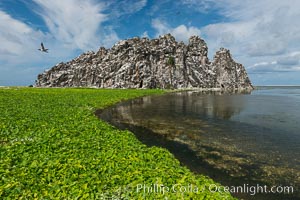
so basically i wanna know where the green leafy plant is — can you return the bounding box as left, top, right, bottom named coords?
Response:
left=167, top=56, right=175, bottom=67
left=0, top=88, right=235, bottom=199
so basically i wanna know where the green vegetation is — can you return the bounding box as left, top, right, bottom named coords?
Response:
left=0, top=88, right=234, bottom=199
left=167, top=56, right=176, bottom=68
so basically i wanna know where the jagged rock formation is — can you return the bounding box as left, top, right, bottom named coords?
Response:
left=36, top=34, right=253, bottom=90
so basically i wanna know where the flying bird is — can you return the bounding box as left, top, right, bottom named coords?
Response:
left=38, top=43, right=49, bottom=53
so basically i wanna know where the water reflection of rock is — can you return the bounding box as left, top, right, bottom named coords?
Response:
left=118, top=91, right=248, bottom=121
left=98, top=91, right=299, bottom=198
left=176, top=91, right=248, bottom=120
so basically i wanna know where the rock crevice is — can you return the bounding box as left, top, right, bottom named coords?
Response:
left=36, top=34, right=253, bottom=90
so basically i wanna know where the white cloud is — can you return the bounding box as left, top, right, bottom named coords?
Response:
left=101, top=26, right=120, bottom=48
left=181, top=0, right=215, bottom=13
left=253, top=62, right=271, bottom=67
left=278, top=52, right=300, bottom=66
left=0, top=9, right=67, bottom=85
left=172, top=25, right=201, bottom=42
left=248, top=51, right=300, bottom=73
left=0, top=10, right=48, bottom=64
left=191, top=0, right=300, bottom=75
left=150, top=0, right=300, bottom=84
left=32, top=0, right=113, bottom=50
left=106, top=0, right=147, bottom=18
left=152, top=19, right=201, bottom=43
left=0, top=0, right=121, bottom=85
left=125, top=0, right=147, bottom=13
left=1, top=0, right=300, bottom=86
left=201, top=16, right=290, bottom=58
left=151, top=19, right=169, bottom=36
left=141, top=31, right=149, bottom=38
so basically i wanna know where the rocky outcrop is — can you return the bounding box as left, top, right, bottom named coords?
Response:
left=36, top=34, right=253, bottom=90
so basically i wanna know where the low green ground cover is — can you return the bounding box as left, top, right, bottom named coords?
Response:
left=0, top=88, right=234, bottom=199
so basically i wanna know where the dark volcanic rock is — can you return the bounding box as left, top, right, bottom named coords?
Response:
left=36, top=34, right=253, bottom=90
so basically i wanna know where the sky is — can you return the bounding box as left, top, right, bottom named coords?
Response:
left=0, top=0, right=300, bottom=86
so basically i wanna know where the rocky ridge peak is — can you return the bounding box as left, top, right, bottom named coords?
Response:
left=36, top=34, right=253, bottom=90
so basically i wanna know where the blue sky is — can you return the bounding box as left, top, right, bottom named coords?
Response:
left=0, top=0, right=300, bottom=86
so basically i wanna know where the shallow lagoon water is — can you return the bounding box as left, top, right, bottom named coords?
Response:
left=98, top=86, right=300, bottom=199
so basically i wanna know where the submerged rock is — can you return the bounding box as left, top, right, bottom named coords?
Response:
left=36, top=34, right=253, bottom=90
